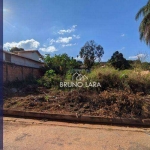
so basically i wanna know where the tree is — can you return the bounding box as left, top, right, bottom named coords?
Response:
left=69, top=58, right=81, bottom=69
left=10, top=47, right=24, bottom=52
left=135, top=0, right=150, bottom=45
left=44, top=53, right=80, bottom=75
left=79, top=40, right=104, bottom=69
left=108, top=51, right=130, bottom=70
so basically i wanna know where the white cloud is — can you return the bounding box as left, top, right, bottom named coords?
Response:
left=129, top=54, right=147, bottom=60
left=56, top=37, right=73, bottom=43
left=48, top=34, right=80, bottom=46
left=121, top=34, right=125, bottom=37
left=73, top=35, right=80, bottom=39
left=3, top=39, right=40, bottom=50
left=72, top=25, right=77, bottom=28
left=43, top=44, right=47, bottom=47
left=58, top=25, right=77, bottom=34
left=49, top=39, right=55, bottom=45
left=39, top=46, right=57, bottom=53
left=62, top=43, right=77, bottom=47
left=128, top=56, right=137, bottom=59
left=74, top=56, right=83, bottom=62
left=119, top=47, right=125, bottom=51
left=75, top=56, right=104, bottom=62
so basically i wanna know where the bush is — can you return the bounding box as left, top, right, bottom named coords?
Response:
left=96, top=72, right=123, bottom=90
left=38, top=76, right=61, bottom=88
left=141, top=62, right=150, bottom=70
left=45, top=69, right=56, bottom=77
left=65, top=69, right=75, bottom=80
left=37, top=69, right=61, bottom=88
left=88, top=67, right=122, bottom=90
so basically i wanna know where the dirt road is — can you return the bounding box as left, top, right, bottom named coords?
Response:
left=4, top=117, right=150, bottom=150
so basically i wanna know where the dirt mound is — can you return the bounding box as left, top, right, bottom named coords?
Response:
left=3, top=88, right=150, bottom=119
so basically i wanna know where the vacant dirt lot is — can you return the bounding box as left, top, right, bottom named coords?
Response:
left=3, top=85, right=150, bottom=119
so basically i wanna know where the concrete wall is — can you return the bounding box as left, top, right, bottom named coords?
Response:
left=3, top=62, right=43, bottom=82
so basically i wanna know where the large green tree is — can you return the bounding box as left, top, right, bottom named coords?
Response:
left=79, top=40, right=104, bottom=69
left=135, top=0, right=150, bottom=45
left=108, top=51, right=130, bottom=70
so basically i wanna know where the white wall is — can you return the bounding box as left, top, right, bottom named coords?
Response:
left=3, top=51, right=44, bottom=68
left=17, top=52, right=40, bottom=61
left=11, top=55, right=42, bottom=68
left=11, top=55, right=43, bottom=68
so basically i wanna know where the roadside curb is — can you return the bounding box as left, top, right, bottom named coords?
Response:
left=3, top=109, right=150, bottom=127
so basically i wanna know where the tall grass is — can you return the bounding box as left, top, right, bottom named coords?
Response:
left=88, top=66, right=150, bottom=94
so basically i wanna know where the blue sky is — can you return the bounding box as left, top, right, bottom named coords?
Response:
left=3, top=0, right=150, bottom=61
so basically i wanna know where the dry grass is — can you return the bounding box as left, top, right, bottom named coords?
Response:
left=87, top=66, right=150, bottom=94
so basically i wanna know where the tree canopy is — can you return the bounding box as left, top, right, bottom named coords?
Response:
left=108, top=51, right=130, bottom=70
left=135, top=0, right=150, bottom=45
left=79, top=40, right=104, bottom=69
left=44, top=53, right=82, bottom=75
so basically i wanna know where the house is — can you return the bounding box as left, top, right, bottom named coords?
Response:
left=3, top=50, right=44, bottom=68
left=13, top=50, right=43, bottom=62
left=3, top=50, right=45, bottom=82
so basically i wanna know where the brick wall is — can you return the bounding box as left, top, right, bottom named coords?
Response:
left=3, top=62, right=43, bottom=82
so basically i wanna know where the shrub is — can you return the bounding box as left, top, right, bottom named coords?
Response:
left=141, top=62, right=150, bottom=70
left=88, top=67, right=123, bottom=90
left=38, top=75, right=61, bottom=88
left=37, top=69, right=61, bottom=88
left=45, top=69, right=56, bottom=77
left=97, top=72, right=123, bottom=90
left=65, top=69, right=75, bottom=80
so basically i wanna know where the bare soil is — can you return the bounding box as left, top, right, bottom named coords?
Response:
left=3, top=85, right=150, bottom=119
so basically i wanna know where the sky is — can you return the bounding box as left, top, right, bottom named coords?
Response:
left=3, top=0, right=150, bottom=61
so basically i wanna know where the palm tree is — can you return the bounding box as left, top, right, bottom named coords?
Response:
left=136, top=0, right=150, bottom=45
